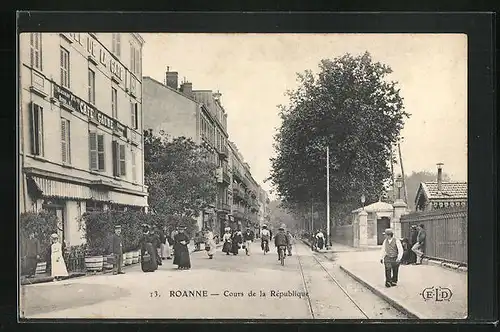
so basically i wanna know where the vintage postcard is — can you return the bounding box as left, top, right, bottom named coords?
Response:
left=18, top=32, right=467, bottom=320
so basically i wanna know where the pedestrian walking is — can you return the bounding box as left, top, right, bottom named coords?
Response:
left=173, top=226, right=191, bottom=270
left=23, top=232, right=41, bottom=278
left=379, top=228, right=403, bottom=288
left=222, top=227, right=232, bottom=255
left=315, top=230, right=325, bottom=250
left=231, top=230, right=243, bottom=255
left=161, top=226, right=172, bottom=260
left=411, top=224, right=426, bottom=264
left=139, top=224, right=158, bottom=273
left=243, top=227, right=254, bottom=256
left=205, top=228, right=216, bottom=259
left=50, top=233, right=68, bottom=281
left=286, top=230, right=293, bottom=256
left=109, top=225, right=125, bottom=275
left=151, top=227, right=162, bottom=266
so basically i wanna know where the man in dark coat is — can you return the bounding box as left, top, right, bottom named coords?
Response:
left=231, top=230, right=243, bottom=255
left=23, top=232, right=41, bottom=277
left=109, top=225, right=124, bottom=275
left=274, top=224, right=290, bottom=261
left=151, top=227, right=162, bottom=266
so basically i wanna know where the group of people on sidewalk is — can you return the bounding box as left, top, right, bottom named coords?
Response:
left=108, top=224, right=192, bottom=274
left=22, top=232, right=69, bottom=282
left=380, top=224, right=426, bottom=288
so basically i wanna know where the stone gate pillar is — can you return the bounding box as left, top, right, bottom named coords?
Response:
left=358, top=210, right=368, bottom=246
left=392, top=200, right=408, bottom=239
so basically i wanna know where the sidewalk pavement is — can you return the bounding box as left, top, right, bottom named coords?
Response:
left=339, top=250, right=467, bottom=319
left=21, top=241, right=224, bottom=286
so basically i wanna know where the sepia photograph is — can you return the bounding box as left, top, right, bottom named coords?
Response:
left=18, top=31, right=468, bottom=320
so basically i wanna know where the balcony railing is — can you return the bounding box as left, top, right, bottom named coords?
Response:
left=218, top=145, right=228, bottom=159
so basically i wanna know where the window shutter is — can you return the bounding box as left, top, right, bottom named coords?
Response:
left=116, top=34, right=121, bottom=56
left=67, top=120, right=71, bottom=163
left=34, top=33, right=40, bottom=69
left=30, top=103, right=37, bottom=155
left=30, top=34, right=34, bottom=67
left=89, top=132, right=97, bottom=170
left=119, top=144, right=126, bottom=176
left=112, top=141, right=119, bottom=176
left=132, top=150, right=136, bottom=182
left=134, top=103, right=139, bottom=129
left=130, top=103, right=135, bottom=128
left=61, top=119, right=67, bottom=163
left=97, top=134, right=105, bottom=171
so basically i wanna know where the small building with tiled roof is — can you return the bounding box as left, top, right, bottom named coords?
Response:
left=415, top=164, right=467, bottom=211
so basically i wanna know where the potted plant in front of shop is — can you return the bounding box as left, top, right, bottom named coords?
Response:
left=78, top=211, right=113, bottom=273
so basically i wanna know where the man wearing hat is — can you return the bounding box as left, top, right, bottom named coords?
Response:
left=274, top=224, right=290, bottom=261
left=109, top=225, right=124, bottom=275
left=380, top=228, right=403, bottom=287
left=243, top=226, right=255, bottom=256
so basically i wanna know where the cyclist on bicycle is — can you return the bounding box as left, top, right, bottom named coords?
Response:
left=274, top=224, right=290, bottom=261
left=261, top=225, right=270, bottom=253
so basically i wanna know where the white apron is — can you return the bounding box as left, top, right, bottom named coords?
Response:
left=51, top=242, right=68, bottom=277
left=161, top=238, right=172, bottom=258
left=206, top=231, right=216, bottom=256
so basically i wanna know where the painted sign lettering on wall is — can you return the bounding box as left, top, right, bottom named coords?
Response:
left=53, top=84, right=125, bottom=133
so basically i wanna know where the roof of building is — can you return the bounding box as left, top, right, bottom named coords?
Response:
left=352, top=200, right=394, bottom=213
left=415, top=181, right=468, bottom=204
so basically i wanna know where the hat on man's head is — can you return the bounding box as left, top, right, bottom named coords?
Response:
left=383, top=228, right=394, bottom=236
left=50, top=233, right=59, bottom=239
left=115, top=225, right=121, bottom=229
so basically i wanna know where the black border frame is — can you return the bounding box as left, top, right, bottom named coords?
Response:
left=9, top=11, right=496, bottom=328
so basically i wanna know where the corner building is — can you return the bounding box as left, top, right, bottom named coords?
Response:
left=19, top=33, right=148, bottom=246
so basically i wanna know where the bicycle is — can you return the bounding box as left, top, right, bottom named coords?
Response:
left=262, top=240, right=269, bottom=255
left=278, top=245, right=286, bottom=266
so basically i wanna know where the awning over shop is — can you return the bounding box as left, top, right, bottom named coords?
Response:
left=31, top=176, right=91, bottom=200
left=109, top=191, right=148, bottom=207
left=30, top=176, right=145, bottom=206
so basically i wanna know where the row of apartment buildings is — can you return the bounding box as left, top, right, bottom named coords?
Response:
left=19, top=32, right=270, bottom=246
left=143, top=74, right=271, bottom=239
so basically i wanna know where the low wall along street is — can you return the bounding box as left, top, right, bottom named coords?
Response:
left=400, top=207, right=467, bottom=265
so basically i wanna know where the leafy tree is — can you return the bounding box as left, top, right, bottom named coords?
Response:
left=144, top=131, right=218, bottom=220
left=270, top=52, right=410, bottom=225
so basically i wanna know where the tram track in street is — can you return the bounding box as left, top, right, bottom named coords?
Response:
left=295, top=242, right=408, bottom=319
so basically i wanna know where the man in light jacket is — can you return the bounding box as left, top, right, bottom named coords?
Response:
left=380, top=228, right=403, bottom=288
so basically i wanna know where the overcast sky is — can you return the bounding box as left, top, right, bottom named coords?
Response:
left=142, top=33, right=467, bottom=199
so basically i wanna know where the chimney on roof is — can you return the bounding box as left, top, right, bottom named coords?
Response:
left=165, top=67, right=178, bottom=90
left=180, top=81, right=193, bottom=98
left=437, top=163, right=444, bottom=193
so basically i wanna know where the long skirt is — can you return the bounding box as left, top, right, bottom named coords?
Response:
left=141, top=243, right=158, bottom=272
left=231, top=242, right=240, bottom=255
left=317, top=238, right=324, bottom=250
left=51, top=254, right=68, bottom=278
left=206, top=240, right=216, bottom=257
left=173, top=244, right=191, bottom=268
left=161, top=241, right=172, bottom=258
left=222, top=241, right=232, bottom=254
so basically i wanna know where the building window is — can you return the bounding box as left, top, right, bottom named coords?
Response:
left=113, top=141, right=127, bottom=177
left=89, top=131, right=105, bottom=171
left=130, top=77, right=137, bottom=95
left=87, top=35, right=95, bottom=56
left=30, top=103, right=44, bottom=156
left=111, top=87, right=118, bottom=118
left=131, top=149, right=137, bottom=182
left=30, top=33, right=42, bottom=71
left=88, top=69, right=95, bottom=105
left=61, top=118, right=71, bottom=164
left=131, top=102, right=138, bottom=129
left=130, top=43, right=141, bottom=77
left=60, top=47, right=70, bottom=88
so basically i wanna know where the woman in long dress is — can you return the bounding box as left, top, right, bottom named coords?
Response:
left=231, top=230, right=243, bottom=255
left=222, top=227, right=232, bottom=255
left=139, top=225, right=158, bottom=273
left=205, top=229, right=216, bottom=259
left=50, top=233, right=68, bottom=281
left=173, top=227, right=191, bottom=270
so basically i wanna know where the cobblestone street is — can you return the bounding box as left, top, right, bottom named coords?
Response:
left=20, top=242, right=407, bottom=319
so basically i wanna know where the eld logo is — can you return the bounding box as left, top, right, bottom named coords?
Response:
left=420, top=286, right=453, bottom=302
